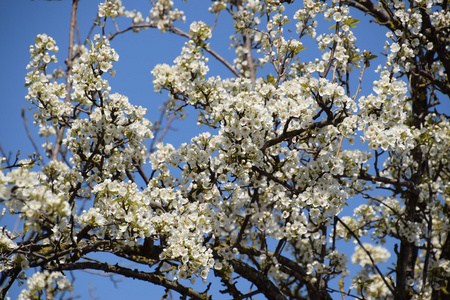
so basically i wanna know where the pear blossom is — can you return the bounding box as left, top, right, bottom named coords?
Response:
left=1, top=0, right=449, bottom=299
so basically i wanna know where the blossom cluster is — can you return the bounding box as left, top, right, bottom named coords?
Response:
left=351, top=243, right=391, bottom=267
left=25, top=34, right=69, bottom=134
left=148, top=0, right=185, bottom=32
left=351, top=274, right=392, bottom=299
left=189, top=21, right=212, bottom=48
left=70, top=36, right=119, bottom=99
left=0, top=227, right=17, bottom=252
left=152, top=39, right=210, bottom=102
left=18, top=271, right=73, bottom=300
left=0, top=164, right=71, bottom=234
left=98, top=0, right=126, bottom=18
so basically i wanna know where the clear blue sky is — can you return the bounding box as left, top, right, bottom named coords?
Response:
left=0, top=1, right=398, bottom=299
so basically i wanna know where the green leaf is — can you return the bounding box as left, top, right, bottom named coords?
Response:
left=266, top=74, right=275, bottom=84
left=297, top=45, right=306, bottom=51
left=330, top=18, right=360, bottom=30
left=86, top=39, right=94, bottom=50
left=211, top=117, right=221, bottom=127
left=346, top=18, right=360, bottom=28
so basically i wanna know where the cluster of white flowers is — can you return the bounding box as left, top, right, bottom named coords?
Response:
left=148, top=0, right=185, bottom=32
left=63, top=92, right=152, bottom=181
left=25, top=34, right=69, bottom=136
left=18, top=271, right=73, bottom=300
left=152, top=38, right=210, bottom=102
left=351, top=243, right=391, bottom=267
left=189, top=21, right=212, bottom=47
left=98, top=0, right=125, bottom=18
left=61, top=35, right=153, bottom=184
left=0, top=227, right=17, bottom=252
left=71, top=36, right=118, bottom=99
left=148, top=2, right=387, bottom=286
left=351, top=274, right=392, bottom=299
left=294, top=0, right=322, bottom=36
left=0, top=165, right=70, bottom=234
left=2, top=27, right=160, bottom=295
left=157, top=201, right=216, bottom=281
left=358, top=70, right=414, bottom=152
left=98, top=0, right=186, bottom=33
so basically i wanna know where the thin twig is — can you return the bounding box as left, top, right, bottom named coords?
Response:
left=336, top=216, right=395, bottom=295
left=149, top=100, right=182, bottom=153
left=108, top=23, right=241, bottom=77
left=352, top=63, right=367, bottom=101
left=0, top=144, right=9, bottom=165
left=112, top=17, right=120, bottom=32
left=335, top=135, right=344, bottom=157
left=322, top=20, right=340, bottom=79
left=21, top=107, right=42, bottom=159
left=210, top=10, right=220, bottom=32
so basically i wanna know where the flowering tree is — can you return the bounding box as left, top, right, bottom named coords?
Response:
left=1, top=0, right=449, bottom=299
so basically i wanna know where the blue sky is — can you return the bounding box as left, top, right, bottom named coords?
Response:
left=0, top=1, right=399, bottom=299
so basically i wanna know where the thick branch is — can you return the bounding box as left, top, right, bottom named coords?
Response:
left=261, top=118, right=336, bottom=152
left=229, top=259, right=287, bottom=300
left=344, top=0, right=398, bottom=31
left=236, top=246, right=332, bottom=299
left=0, top=268, right=21, bottom=299
left=357, top=173, right=420, bottom=195
left=54, top=261, right=209, bottom=300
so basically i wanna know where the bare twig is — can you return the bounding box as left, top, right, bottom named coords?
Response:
left=150, top=112, right=179, bottom=153
left=21, top=107, right=42, bottom=159
left=322, top=24, right=339, bottom=79
left=108, top=23, right=241, bottom=78
left=352, top=63, right=367, bottom=101
left=52, top=0, right=79, bottom=161
left=210, top=10, right=220, bottom=32
left=244, top=34, right=256, bottom=85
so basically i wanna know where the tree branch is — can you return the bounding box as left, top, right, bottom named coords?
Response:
left=236, top=246, right=330, bottom=299
left=51, top=0, right=79, bottom=161
left=229, top=259, right=287, bottom=300
left=108, top=24, right=240, bottom=78
left=21, top=107, right=42, bottom=159
left=261, top=118, right=338, bottom=153
left=344, top=0, right=398, bottom=31
left=53, top=261, right=210, bottom=300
